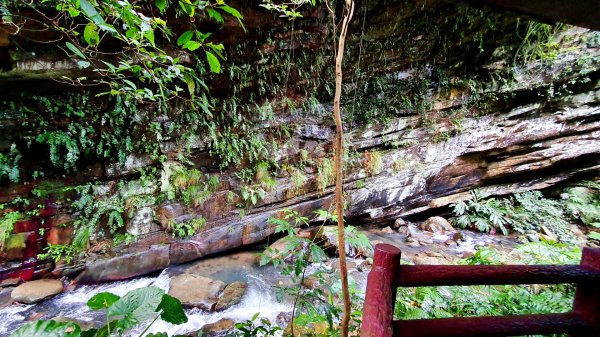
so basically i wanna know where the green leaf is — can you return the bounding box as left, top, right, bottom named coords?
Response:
left=87, top=292, right=120, bottom=310
left=65, top=42, right=86, bottom=59
left=183, top=40, right=201, bottom=51
left=144, top=29, right=156, bottom=47
left=157, top=294, right=188, bottom=325
left=184, top=73, right=196, bottom=95
left=79, top=0, right=104, bottom=24
left=177, top=31, right=194, bottom=46
left=98, top=23, right=118, bottom=34
left=83, top=23, right=99, bottom=46
left=589, top=231, right=600, bottom=240
left=207, top=8, right=223, bottom=24
left=9, top=320, right=81, bottom=337
left=218, top=5, right=243, bottom=19
left=178, top=1, right=195, bottom=17
left=205, top=51, right=221, bottom=73
left=218, top=5, right=245, bottom=31
left=107, top=287, right=165, bottom=330
left=155, top=0, right=167, bottom=13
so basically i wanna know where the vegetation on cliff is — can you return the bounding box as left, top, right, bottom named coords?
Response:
left=0, top=0, right=599, bottom=336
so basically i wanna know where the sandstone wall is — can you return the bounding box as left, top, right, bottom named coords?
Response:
left=0, top=0, right=599, bottom=280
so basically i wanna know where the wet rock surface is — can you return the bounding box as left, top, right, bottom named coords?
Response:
left=76, top=245, right=170, bottom=284
left=215, top=281, right=248, bottom=311
left=169, top=274, right=226, bottom=310
left=196, top=318, right=236, bottom=337
left=11, top=279, right=63, bottom=304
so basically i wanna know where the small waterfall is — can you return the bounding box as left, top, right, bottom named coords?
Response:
left=137, top=274, right=292, bottom=336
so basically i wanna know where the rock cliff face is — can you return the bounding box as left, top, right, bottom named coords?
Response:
left=0, top=0, right=599, bottom=280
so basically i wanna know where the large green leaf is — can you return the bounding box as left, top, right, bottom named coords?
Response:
left=83, top=23, right=100, bottom=46
left=157, top=294, right=188, bottom=325
left=79, top=0, right=104, bottom=24
left=207, top=8, right=224, bottom=24
left=9, top=320, right=81, bottom=337
left=177, top=31, right=194, bottom=47
left=205, top=51, right=221, bottom=73
left=107, top=287, right=165, bottom=331
left=87, top=292, right=121, bottom=310
left=155, top=0, right=166, bottom=13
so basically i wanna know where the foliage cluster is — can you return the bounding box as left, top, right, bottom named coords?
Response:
left=565, top=181, right=600, bottom=240
left=395, top=242, right=581, bottom=327
left=451, top=189, right=573, bottom=241
left=257, top=209, right=371, bottom=336
left=168, top=217, right=206, bottom=238
left=0, top=144, right=21, bottom=183
left=0, top=210, right=22, bottom=250
left=164, top=165, right=219, bottom=207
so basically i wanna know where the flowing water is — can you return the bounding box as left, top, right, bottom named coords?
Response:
left=0, top=250, right=295, bottom=337
left=0, top=225, right=512, bottom=336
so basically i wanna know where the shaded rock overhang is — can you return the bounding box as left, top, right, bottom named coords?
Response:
left=454, top=0, right=600, bottom=30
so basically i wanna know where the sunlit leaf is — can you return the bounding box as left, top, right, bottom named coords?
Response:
left=205, top=51, right=221, bottom=73
left=87, top=292, right=120, bottom=310
left=83, top=23, right=99, bottom=46
left=155, top=0, right=166, bottom=13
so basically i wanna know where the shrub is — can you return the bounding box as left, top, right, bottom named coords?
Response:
left=565, top=181, right=600, bottom=240
left=451, top=190, right=573, bottom=242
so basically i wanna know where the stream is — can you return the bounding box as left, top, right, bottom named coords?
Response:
left=0, top=224, right=517, bottom=336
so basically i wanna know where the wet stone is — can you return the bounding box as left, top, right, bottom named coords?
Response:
left=11, top=279, right=64, bottom=304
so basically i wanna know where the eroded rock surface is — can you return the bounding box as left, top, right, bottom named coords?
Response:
left=11, top=279, right=63, bottom=304
left=215, top=281, right=248, bottom=311
left=168, top=274, right=226, bottom=310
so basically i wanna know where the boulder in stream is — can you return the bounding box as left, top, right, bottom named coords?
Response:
left=11, top=279, right=64, bottom=304
left=168, top=274, right=226, bottom=311
left=196, top=318, right=236, bottom=337
left=420, top=216, right=455, bottom=235
left=215, top=281, right=248, bottom=311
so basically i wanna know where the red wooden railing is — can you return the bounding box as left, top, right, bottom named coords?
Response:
left=361, top=244, right=600, bottom=337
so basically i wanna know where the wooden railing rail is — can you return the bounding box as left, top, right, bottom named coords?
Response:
left=361, top=244, right=600, bottom=337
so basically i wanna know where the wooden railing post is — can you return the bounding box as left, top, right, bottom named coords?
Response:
left=572, top=247, right=600, bottom=337
left=361, top=244, right=401, bottom=337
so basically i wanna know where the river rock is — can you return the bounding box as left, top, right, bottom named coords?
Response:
left=52, top=316, right=96, bottom=331
left=302, top=275, right=321, bottom=289
left=264, top=238, right=292, bottom=260
left=169, top=274, right=226, bottom=310
left=215, top=281, right=248, bottom=311
left=452, top=232, right=465, bottom=242
left=445, top=239, right=457, bottom=247
left=197, top=318, right=235, bottom=337
left=397, top=226, right=410, bottom=236
left=1, top=277, right=21, bottom=288
left=393, top=218, right=407, bottom=228
left=381, top=226, right=395, bottom=234
left=11, top=279, right=64, bottom=304
left=420, top=216, right=455, bottom=235
left=540, top=226, right=557, bottom=242
left=76, top=244, right=170, bottom=284
left=0, top=287, right=14, bottom=308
